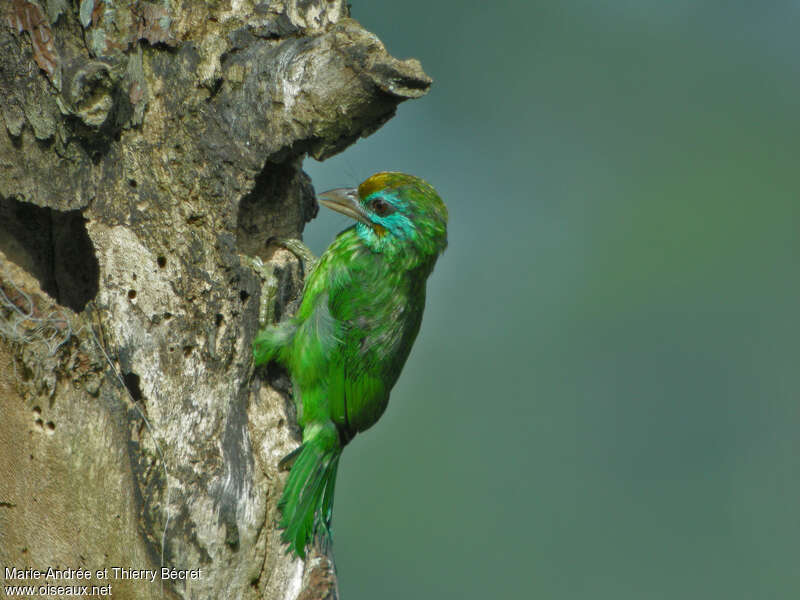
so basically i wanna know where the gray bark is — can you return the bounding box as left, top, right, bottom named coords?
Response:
left=0, top=1, right=430, bottom=598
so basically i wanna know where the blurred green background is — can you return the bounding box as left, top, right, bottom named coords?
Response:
left=303, top=2, right=799, bottom=599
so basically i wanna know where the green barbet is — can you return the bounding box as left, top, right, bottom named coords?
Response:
left=253, top=172, right=448, bottom=558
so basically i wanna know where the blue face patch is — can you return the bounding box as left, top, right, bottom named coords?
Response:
left=355, top=191, right=417, bottom=252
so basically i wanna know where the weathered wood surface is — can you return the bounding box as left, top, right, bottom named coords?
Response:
left=0, top=2, right=430, bottom=598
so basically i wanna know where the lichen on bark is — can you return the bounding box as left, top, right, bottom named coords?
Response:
left=0, top=2, right=430, bottom=598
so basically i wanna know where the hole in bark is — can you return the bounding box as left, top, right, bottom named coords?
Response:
left=206, top=78, right=223, bottom=101
left=0, top=197, right=99, bottom=312
left=157, top=255, right=166, bottom=268
left=183, top=345, right=193, bottom=357
left=132, top=273, right=137, bottom=281
left=235, top=162, right=316, bottom=256
left=163, top=312, right=172, bottom=320
left=239, top=290, right=249, bottom=303
left=128, top=179, right=137, bottom=188
left=32, top=406, right=41, bottom=417
left=128, top=289, right=137, bottom=299
left=122, top=372, right=143, bottom=401
left=45, top=422, right=55, bottom=434
left=34, top=419, right=44, bottom=430
left=215, top=313, right=224, bottom=327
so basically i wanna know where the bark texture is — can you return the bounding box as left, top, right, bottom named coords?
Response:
left=0, top=2, right=431, bottom=598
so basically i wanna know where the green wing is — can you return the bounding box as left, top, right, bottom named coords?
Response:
left=326, top=354, right=388, bottom=436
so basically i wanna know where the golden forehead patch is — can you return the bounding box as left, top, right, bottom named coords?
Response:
left=358, top=172, right=395, bottom=199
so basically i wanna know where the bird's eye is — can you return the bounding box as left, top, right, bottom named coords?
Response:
left=370, top=198, right=394, bottom=217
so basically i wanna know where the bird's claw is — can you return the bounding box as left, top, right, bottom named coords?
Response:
left=242, top=255, right=280, bottom=327
left=269, top=237, right=318, bottom=279
left=243, top=239, right=317, bottom=328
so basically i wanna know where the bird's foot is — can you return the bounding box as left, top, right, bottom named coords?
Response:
left=243, top=239, right=317, bottom=328
left=242, top=255, right=280, bottom=327
left=269, top=237, right=317, bottom=279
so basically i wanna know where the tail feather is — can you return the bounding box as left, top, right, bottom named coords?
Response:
left=253, top=321, right=296, bottom=366
left=278, top=424, right=342, bottom=558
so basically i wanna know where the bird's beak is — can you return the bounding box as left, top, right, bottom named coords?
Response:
left=318, top=188, right=371, bottom=226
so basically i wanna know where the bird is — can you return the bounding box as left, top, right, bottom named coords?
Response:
left=253, top=171, right=448, bottom=558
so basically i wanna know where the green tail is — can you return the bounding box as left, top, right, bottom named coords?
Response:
left=253, top=321, right=295, bottom=366
left=278, top=423, right=342, bottom=558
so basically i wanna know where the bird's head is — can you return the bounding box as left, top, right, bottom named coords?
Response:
left=318, top=172, right=448, bottom=259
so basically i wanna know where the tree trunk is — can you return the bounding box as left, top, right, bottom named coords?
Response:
left=0, top=2, right=430, bottom=598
